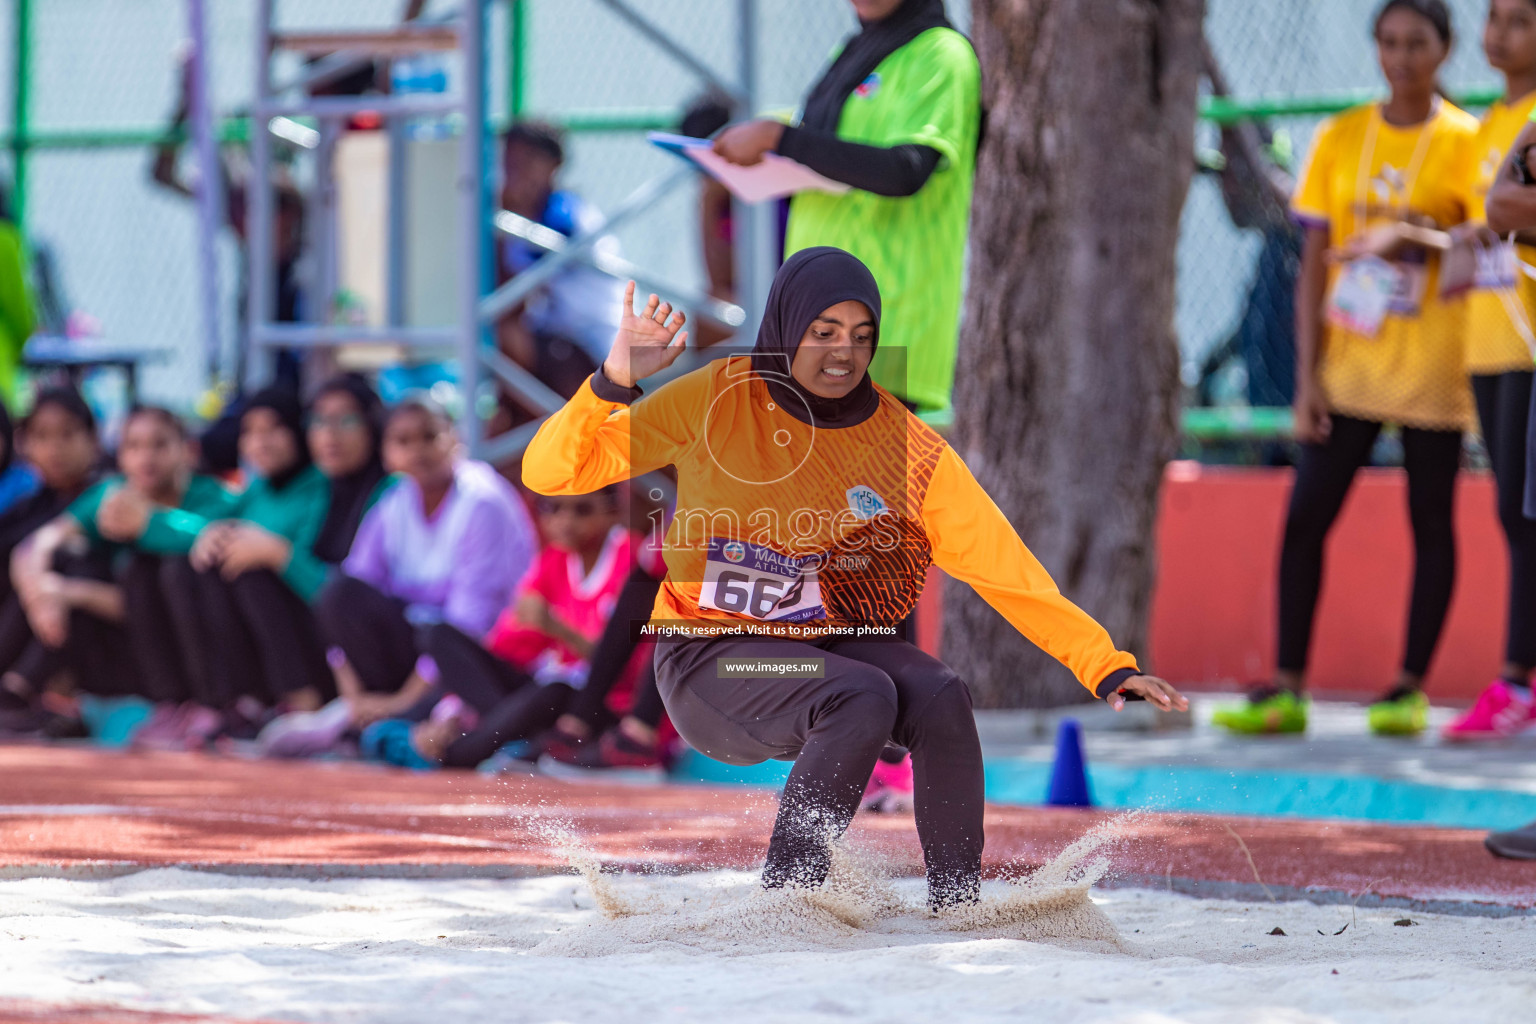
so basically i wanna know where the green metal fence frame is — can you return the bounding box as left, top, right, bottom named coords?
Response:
left=10, top=2, right=1507, bottom=439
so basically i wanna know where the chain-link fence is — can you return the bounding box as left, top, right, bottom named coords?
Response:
left=1186, top=0, right=1502, bottom=462
left=0, top=0, right=1510, bottom=444
left=1, top=0, right=881, bottom=418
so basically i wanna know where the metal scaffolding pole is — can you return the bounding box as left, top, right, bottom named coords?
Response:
left=733, top=0, right=773, bottom=337
left=187, top=0, right=224, bottom=383
left=245, top=0, right=276, bottom=389
left=10, top=0, right=31, bottom=229
left=386, top=116, right=408, bottom=328
left=459, top=0, right=489, bottom=457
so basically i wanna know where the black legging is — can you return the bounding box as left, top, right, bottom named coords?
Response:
left=655, top=635, right=983, bottom=907
left=0, top=550, right=142, bottom=699
left=229, top=570, right=333, bottom=703
left=1474, top=372, right=1536, bottom=670
left=1278, top=414, right=1461, bottom=678
left=315, top=575, right=422, bottom=694
left=562, top=564, right=667, bottom=729
left=164, top=564, right=329, bottom=707
left=422, top=622, right=576, bottom=768
left=121, top=555, right=196, bottom=704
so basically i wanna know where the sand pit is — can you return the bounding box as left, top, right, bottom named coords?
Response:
left=1, top=848, right=1532, bottom=1024
left=534, top=814, right=1127, bottom=958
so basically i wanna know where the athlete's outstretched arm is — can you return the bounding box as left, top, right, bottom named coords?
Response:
left=920, top=447, right=1187, bottom=711
left=523, top=283, right=696, bottom=496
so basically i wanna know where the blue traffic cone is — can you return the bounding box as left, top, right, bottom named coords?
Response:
left=1045, top=718, right=1093, bottom=807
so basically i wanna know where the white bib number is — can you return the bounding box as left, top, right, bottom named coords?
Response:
left=699, top=538, right=826, bottom=622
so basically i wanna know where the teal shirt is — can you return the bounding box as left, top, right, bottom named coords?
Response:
left=70, top=473, right=237, bottom=550
left=138, top=464, right=333, bottom=603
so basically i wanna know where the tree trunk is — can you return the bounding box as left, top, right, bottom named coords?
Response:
left=945, top=0, right=1205, bottom=708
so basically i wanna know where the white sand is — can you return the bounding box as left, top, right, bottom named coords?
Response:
left=0, top=858, right=1532, bottom=1023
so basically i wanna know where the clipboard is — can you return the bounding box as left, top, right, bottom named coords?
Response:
left=648, top=131, right=850, bottom=204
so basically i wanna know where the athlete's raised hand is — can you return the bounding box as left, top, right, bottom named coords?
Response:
left=602, top=282, right=688, bottom=389
left=1107, top=674, right=1189, bottom=713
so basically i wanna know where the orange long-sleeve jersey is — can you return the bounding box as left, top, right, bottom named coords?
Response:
left=523, top=357, right=1138, bottom=695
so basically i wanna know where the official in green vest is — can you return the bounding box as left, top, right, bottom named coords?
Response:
left=713, top=0, right=980, bottom=413
left=0, top=189, right=36, bottom=410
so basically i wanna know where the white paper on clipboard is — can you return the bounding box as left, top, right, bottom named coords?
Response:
left=648, top=131, right=850, bottom=204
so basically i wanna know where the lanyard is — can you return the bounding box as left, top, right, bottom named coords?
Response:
left=1352, top=101, right=1438, bottom=237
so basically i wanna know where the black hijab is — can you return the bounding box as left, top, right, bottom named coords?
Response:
left=798, top=0, right=954, bottom=133
left=751, top=246, right=882, bottom=429
left=243, top=387, right=311, bottom=491
left=310, top=374, right=387, bottom=564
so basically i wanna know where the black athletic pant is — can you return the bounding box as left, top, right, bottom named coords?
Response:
left=0, top=594, right=52, bottom=683
left=1473, top=372, right=1536, bottom=669
left=0, top=550, right=142, bottom=699
left=229, top=570, right=333, bottom=703
left=316, top=575, right=422, bottom=694
left=422, top=622, right=576, bottom=768
left=1277, top=414, right=1461, bottom=677
left=563, top=564, right=666, bottom=729
left=122, top=555, right=197, bottom=704
left=162, top=562, right=264, bottom=708
left=166, top=565, right=329, bottom=707
left=655, top=635, right=984, bottom=906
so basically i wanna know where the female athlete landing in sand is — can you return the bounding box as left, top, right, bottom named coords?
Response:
left=524, top=246, right=1188, bottom=907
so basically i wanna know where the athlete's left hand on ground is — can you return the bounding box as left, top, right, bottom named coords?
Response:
left=1108, top=675, right=1188, bottom=713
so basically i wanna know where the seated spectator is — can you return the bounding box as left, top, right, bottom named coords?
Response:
left=17, top=407, right=234, bottom=744
left=540, top=559, right=670, bottom=771
left=140, top=389, right=333, bottom=744
left=494, top=121, right=625, bottom=407
left=0, top=405, right=40, bottom=517
left=306, top=374, right=392, bottom=567
left=0, top=389, right=108, bottom=734
left=262, top=396, right=535, bottom=755
left=394, top=488, right=654, bottom=769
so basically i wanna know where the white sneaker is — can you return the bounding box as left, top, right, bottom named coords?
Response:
left=256, top=698, right=354, bottom=758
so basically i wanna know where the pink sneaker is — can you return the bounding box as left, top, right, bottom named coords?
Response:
left=178, top=705, right=226, bottom=750
left=862, top=753, right=915, bottom=813
left=131, top=703, right=193, bottom=751
left=1441, top=681, right=1536, bottom=741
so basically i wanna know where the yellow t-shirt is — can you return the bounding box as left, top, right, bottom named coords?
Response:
left=1292, top=101, right=1478, bottom=430
left=1461, top=92, right=1536, bottom=374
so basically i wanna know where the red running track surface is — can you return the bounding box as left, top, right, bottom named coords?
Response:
left=1, top=745, right=1532, bottom=912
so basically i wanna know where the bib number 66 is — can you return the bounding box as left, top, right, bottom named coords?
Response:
left=712, top=570, right=803, bottom=619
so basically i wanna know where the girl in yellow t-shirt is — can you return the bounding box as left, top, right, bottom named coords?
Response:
left=1215, top=0, right=1476, bottom=738
left=1442, top=0, right=1536, bottom=740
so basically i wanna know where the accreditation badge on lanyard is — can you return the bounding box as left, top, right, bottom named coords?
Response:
left=1473, top=239, right=1520, bottom=291
left=1327, top=255, right=1401, bottom=337
left=1332, top=105, right=1438, bottom=334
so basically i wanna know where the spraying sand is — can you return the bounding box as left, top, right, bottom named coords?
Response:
left=534, top=814, right=1128, bottom=957
left=1, top=866, right=1532, bottom=1023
